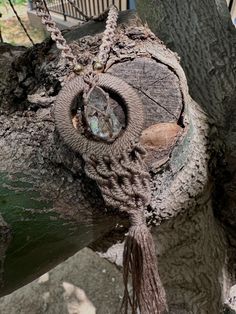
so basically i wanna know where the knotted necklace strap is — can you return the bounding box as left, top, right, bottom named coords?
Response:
left=54, top=71, right=167, bottom=313
left=34, top=1, right=118, bottom=69
left=96, top=5, right=118, bottom=66
left=35, top=2, right=167, bottom=312
left=34, top=0, right=77, bottom=66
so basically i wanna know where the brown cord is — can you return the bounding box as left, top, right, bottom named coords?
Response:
left=34, top=1, right=118, bottom=68
left=84, top=144, right=150, bottom=211
left=96, top=5, right=118, bottom=66
left=122, top=211, right=167, bottom=314
left=34, top=0, right=77, bottom=66
left=85, top=146, right=167, bottom=314
left=54, top=73, right=167, bottom=313
left=54, top=73, right=144, bottom=157
left=36, top=2, right=167, bottom=312
left=85, top=147, right=167, bottom=314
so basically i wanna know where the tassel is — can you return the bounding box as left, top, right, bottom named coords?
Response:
left=122, top=210, right=167, bottom=314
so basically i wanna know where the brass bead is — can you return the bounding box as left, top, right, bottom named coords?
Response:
left=93, top=61, right=104, bottom=72
left=73, top=64, right=83, bottom=74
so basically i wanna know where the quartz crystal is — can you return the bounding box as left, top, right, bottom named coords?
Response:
left=84, top=86, right=123, bottom=141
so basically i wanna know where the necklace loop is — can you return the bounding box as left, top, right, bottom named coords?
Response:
left=35, top=2, right=118, bottom=70
left=54, top=73, right=144, bottom=157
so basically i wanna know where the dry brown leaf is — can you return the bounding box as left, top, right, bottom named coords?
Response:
left=140, top=122, right=182, bottom=150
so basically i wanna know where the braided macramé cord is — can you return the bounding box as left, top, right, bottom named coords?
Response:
left=40, top=3, right=167, bottom=311
left=84, top=144, right=151, bottom=211
left=84, top=146, right=167, bottom=314
left=96, top=5, right=118, bottom=65
left=34, top=0, right=77, bottom=66
left=54, top=70, right=167, bottom=313
left=34, top=1, right=118, bottom=68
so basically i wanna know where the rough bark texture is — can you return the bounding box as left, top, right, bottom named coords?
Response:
left=0, top=11, right=186, bottom=297
left=0, top=3, right=235, bottom=314
left=135, top=0, right=236, bottom=312
left=137, top=0, right=236, bottom=121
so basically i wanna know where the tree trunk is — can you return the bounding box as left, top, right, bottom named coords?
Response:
left=0, top=2, right=235, bottom=314
left=135, top=0, right=236, bottom=312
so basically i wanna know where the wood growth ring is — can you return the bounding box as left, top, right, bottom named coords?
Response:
left=54, top=73, right=144, bottom=156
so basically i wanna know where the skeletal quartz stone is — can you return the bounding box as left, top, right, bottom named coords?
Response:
left=83, top=86, right=123, bottom=142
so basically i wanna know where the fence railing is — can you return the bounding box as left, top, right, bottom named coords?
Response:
left=32, top=0, right=130, bottom=21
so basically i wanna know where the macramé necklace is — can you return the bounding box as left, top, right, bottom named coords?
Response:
left=35, top=2, right=167, bottom=313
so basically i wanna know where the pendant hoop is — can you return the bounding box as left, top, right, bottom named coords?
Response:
left=54, top=73, right=144, bottom=157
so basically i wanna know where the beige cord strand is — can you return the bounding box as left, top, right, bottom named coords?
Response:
left=34, top=0, right=77, bottom=66
left=34, top=1, right=118, bottom=68
left=96, top=5, right=118, bottom=66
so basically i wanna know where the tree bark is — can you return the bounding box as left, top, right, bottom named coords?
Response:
left=137, top=0, right=236, bottom=119
left=135, top=0, right=236, bottom=312
left=0, top=3, right=235, bottom=314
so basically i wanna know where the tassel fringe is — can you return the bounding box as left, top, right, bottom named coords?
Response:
left=121, top=223, right=167, bottom=314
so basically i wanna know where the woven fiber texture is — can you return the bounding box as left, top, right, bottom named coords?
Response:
left=54, top=72, right=167, bottom=313
left=34, top=0, right=167, bottom=311
left=54, top=73, right=144, bottom=156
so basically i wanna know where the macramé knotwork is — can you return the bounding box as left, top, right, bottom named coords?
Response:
left=96, top=5, right=118, bottom=66
left=34, top=0, right=77, bottom=66
left=42, top=2, right=168, bottom=309
left=35, top=1, right=119, bottom=68
left=54, top=73, right=144, bottom=156
left=84, top=144, right=167, bottom=314
left=83, top=143, right=151, bottom=212
left=54, top=72, right=167, bottom=313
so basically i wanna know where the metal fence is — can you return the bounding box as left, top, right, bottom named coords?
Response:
left=33, top=0, right=130, bottom=21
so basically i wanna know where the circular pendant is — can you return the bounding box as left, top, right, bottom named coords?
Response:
left=54, top=73, right=144, bottom=156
